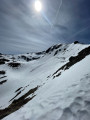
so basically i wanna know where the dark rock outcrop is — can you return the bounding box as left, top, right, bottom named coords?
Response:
left=46, top=44, right=62, bottom=53
left=53, top=46, right=90, bottom=78
left=8, top=62, right=21, bottom=68
left=36, top=51, right=45, bottom=55
left=0, top=86, right=38, bottom=119
left=74, top=41, right=79, bottom=44
left=20, top=55, right=31, bottom=62
left=0, top=58, right=9, bottom=65
left=0, top=80, right=7, bottom=85
left=0, top=71, right=6, bottom=75
left=54, top=50, right=58, bottom=56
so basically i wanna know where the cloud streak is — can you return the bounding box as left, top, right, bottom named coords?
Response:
left=0, top=0, right=90, bottom=54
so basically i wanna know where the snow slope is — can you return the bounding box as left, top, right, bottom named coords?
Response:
left=0, top=42, right=90, bottom=120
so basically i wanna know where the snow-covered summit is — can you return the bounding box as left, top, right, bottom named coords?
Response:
left=0, top=42, right=90, bottom=120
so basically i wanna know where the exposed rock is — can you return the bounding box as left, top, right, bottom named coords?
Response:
left=64, top=48, right=66, bottom=51
left=0, top=58, right=9, bottom=65
left=0, top=86, right=39, bottom=119
left=32, top=57, right=40, bottom=60
left=46, top=44, right=62, bottom=53
left=53, top=46, right=90, bottom=78
left=8, top=62, right=21, bottom=68
left=0, top=76, right=7, bottom=79
left=0, top=71, right=6, bottom=75
left=54, top=50, right=58, bottom=56
left=15, top=87, right=23, bottom=93
left=20, top=55, right=31, bottom=61
left=0, top=80, right=7, bottom=85
left=20, top=55, right=40, bottom=62
left=46, top=47, right=52, bottom=53
left=74, top=41, right=79, bottom=44
left=0, top=61, right=5, bottom=65
left=0, top=58, right=9, bottom=62
left=69, top=56, right=75, bottom=62
left=36, top=51, right=45, bottom=55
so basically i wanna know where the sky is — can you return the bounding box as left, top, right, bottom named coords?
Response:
left=0, top=0, right=90, bottom=54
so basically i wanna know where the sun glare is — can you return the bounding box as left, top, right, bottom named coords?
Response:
left=35, top=0, right=42, bottom=12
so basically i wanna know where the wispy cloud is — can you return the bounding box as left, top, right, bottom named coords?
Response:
left=0, top=0, right=90, bottom=54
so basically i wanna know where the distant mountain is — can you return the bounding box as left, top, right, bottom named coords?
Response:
left=0, top=42, right=90, bottom=120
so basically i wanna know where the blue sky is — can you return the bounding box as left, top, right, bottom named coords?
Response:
left=0, top=0, right=90, bottom=54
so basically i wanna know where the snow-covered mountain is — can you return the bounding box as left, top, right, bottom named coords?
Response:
left=0, top=42, right=90, bottom=120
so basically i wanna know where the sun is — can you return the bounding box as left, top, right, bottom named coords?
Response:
left=35, top=0, right=42, bottom=12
